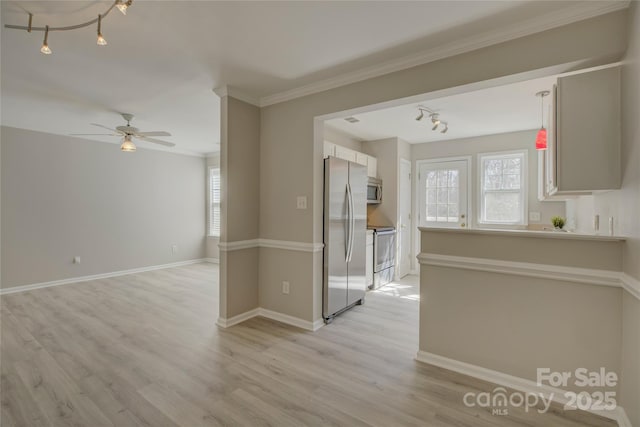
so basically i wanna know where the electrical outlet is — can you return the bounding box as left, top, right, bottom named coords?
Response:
left=296, top=196, right=307, bottom=210
left=529, top=212, right=541, bottom=222
left=172, top=245, right=178, bottom=254
left=73, top=256, right=81, bottom=264
left=282, top=281, right=290, bottom=295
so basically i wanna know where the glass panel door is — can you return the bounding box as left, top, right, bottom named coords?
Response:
left=418, top=160, right=468, bottom=229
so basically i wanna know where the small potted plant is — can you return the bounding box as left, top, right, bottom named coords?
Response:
left=551, top=215, right=566, bottom=231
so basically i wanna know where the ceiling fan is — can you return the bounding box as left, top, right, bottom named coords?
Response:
left=71, top=113, right=175, bottom=152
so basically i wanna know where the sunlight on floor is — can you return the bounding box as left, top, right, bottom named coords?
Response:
left=370, top=275, right=420, bottom=301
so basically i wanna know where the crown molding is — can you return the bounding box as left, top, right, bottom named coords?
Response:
left=213, top=85, right=261, bottom=107
left=257, top=1, right=630, bottom=107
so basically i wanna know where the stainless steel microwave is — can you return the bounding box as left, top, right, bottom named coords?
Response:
left=367, top=177, right=382, bottom=204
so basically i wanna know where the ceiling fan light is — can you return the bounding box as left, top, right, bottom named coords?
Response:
left=121, top=135, right=136, bottom=152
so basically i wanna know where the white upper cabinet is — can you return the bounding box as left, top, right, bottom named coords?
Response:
left=367, top=156, right=377, bottom=178
left=540, top=66, right=621, bottom=199
left=324, top=141, right=377, bottom=178
left=334, top=145, right=357, bottom=163
left=355, top=152, right=368, bottom=166
left=323, top=141, right=336, bottom=159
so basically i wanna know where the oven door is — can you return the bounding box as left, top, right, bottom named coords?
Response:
left=373, top=229, right=395, bottom=272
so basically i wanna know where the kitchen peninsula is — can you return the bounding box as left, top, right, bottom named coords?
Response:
left=416, top=227, right=628, bottom=407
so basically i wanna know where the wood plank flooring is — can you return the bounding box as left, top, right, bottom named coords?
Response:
left=1, top=264, right=616, bottom=426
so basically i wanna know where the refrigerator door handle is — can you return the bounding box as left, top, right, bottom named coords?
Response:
left=345, top=183, right=351, bottom=262
left=347, top=182, right=355, bottom=263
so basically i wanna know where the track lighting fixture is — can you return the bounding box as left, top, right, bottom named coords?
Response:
left=4, top=0, right=132, bottom=55
left=40, top=25, right=51, bottom=54
left=120, top=135, right=136, bottom=152
left=96, top=15, right=107, bottom=46
left=415, top=106, right=450, bottom=134
left=535, top=90, right=550, bottom=150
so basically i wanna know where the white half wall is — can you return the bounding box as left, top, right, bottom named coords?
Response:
left=0, top=126, right=206, bottom=289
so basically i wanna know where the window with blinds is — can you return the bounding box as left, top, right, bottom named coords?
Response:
left=209, top=167, right=221, bottom=237
left=479, top=150, right=527, bottom=225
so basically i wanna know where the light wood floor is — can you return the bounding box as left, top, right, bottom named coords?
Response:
left=1, top=263, right=615, bottom=427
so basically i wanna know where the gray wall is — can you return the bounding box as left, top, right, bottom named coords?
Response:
left=254, top=10, right=628, bottom=325
left=219, top=96, right=260, bottom=320
left=565, top=5, right=640, bottom=422
left=419, top=230, right=623, bottom=395
left=1, top=126, right=206, bottom=289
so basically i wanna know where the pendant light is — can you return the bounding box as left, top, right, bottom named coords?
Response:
left=535, top=90, right=550, bottom=150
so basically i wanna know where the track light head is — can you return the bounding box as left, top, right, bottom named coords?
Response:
left=40, top=25, right=51, bottom=54
left=416, top=110, right=424, bottom=121
left=116, top=0, right=132, bottom=15
left=441, top=123, right=448, bottom=134
left=430, top=114, right=440, bottom=126
left=97, top=15, right=107, bottom=45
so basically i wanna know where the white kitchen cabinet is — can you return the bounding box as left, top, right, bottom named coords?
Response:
left=366, top=230, right=374, bottom=288
left=355, top=152, right=368, bottom=167
left=367, top=155, right=377, bottom=178
left=323, top=141, right=336, bottom=158
left=539, top=66, right=621, bottom=199
left=325, top=142, right=377, bottom=178
left=335, top=145, right=357, bottom=163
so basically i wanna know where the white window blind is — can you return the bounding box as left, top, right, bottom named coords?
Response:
left=479, top=151, right=527, bottom=225
left=209, top=168, right=220, bottom=237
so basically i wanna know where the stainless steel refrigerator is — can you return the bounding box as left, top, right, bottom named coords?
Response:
left=323, top=156, right=367, bottom=323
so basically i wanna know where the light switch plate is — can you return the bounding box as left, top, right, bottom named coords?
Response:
left=296, top=196, right=307, bottom=210
left=529, top=212, right=541, bottom=222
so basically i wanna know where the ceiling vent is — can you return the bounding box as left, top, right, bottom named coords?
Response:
left=344, top=117, right=360, bottom=123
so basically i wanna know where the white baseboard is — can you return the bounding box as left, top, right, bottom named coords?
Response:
left=258, top=308, right=324, bottom=331
left=0, top=259, right=211, bottom=295
left=216, top=308, right=260, bottom=328
left=415, top=351, right=623, bottom=423
left=616, top=407, right=633, bottom=427
left=203, top=257, right=220, bottom=264
left=216, top=307, right=324, bottom=332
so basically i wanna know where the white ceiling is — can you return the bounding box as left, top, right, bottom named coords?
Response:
left=324, top=75, right=559, bottom=144
left=0, top=1, right=627, bottom=154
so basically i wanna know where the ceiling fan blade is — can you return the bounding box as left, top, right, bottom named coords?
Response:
left=136, top=136, right=175, bottom=147
left=135, top=131, right=171, bottom=137
left=91, top=123, right=120, bottom=133
left=70, top=133, right=119, bottom=136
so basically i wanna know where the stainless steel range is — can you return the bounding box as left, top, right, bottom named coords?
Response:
left=367, top=226, right=396, bottom=289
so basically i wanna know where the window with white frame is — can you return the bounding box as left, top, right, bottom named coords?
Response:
left=208, top=167, right=221, bottom=237
left=479, top=151, right=527, bottom=225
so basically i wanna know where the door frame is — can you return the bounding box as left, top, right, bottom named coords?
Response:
left=414, top=156, right=472, bottom=264
left=398, top=158, right=412, bottom=279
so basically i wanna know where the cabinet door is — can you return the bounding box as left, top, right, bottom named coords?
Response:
left=355, top=152, right=368, bottom=166
left=367, top=156, right=377, bottom=177
left=556, top=67, right=620, bottom=192
left=323, top=141, right=336, bottom=159
left=335, top=145, right=357, bottom=163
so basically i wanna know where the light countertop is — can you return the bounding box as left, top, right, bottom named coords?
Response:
left=418, top=227, right=626, bottom=242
